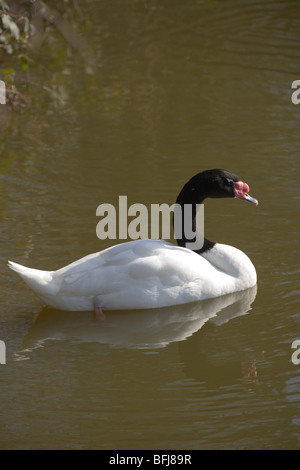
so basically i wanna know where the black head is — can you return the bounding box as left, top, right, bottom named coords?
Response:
left=194, top=169, right=239, bottom=199
left=174, top=169, right=258, bottom=253
left=176, top=169, right=258, bottom=205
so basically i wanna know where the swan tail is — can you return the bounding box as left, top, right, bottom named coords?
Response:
left=8, top=261, right=58, bottom=297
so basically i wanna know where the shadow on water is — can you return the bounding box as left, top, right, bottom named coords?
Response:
left=18, top=286, right=257, bottom=354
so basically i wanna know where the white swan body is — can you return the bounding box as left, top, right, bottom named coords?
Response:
left=8, top=238, right=256, bottom=311
left=8, top=169, right=258, bottom=313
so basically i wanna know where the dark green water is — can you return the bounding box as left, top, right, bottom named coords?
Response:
left=0, top=0, right=299, bottom=449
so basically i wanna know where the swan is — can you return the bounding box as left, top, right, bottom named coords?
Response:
left=8, top=169, right=258, bottom=316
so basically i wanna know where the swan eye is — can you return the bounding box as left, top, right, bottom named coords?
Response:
left=226, top=178, right=234, bottom=187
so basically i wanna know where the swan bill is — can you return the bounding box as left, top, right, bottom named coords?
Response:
left=234, top=181, right=258, bottom=206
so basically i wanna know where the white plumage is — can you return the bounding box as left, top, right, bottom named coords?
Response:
left=8, top=239, right=256, bottom=311
left=8, top=169, right=258, bottom=313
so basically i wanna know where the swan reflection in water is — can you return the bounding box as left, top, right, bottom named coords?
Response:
left=19, top=285, right=257, bottom=353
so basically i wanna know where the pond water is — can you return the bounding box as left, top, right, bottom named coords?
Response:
left=0, top=0, right=299, bottom=450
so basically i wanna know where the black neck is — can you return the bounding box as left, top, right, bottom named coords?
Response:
left=173, top=176, right=215, bottom=254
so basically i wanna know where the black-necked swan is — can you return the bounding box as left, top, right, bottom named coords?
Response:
left=8, top=169, right=258, bottom=317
